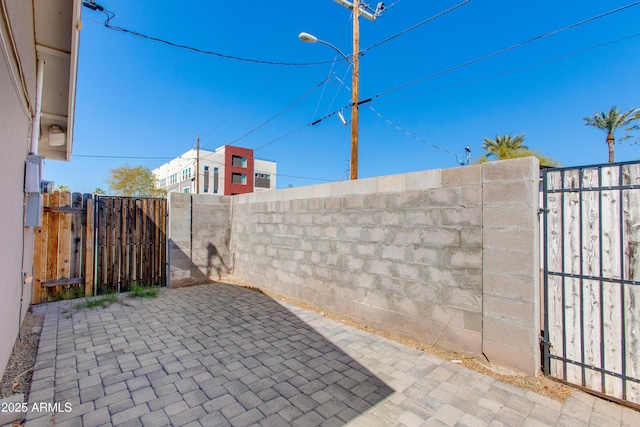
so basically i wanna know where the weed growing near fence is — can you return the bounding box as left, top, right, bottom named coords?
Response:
left=75, top=293, right=118, bottom=310
left=129, top=284, right=158, bottom=298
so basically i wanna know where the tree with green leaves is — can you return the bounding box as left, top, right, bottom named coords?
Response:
left=478, top=133, right=558, bottom=167
left=583, top=106, right=638, bottom=163
left=93, top=187, right=106, bottom=195
left=106, top=165, right=166, bottom=198
left=56, top=184, right=70, bottom=192
left=480, top=133, right=528, bottom=161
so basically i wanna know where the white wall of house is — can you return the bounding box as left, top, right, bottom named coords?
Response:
left=0, top=0, right=80, bottom=379
left=0, top=0, right=37, bottom=379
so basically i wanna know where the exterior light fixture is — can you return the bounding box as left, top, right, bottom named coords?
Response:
left=48, top=125, right=66, bottom=146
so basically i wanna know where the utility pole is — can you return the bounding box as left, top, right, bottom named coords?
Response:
left=195, top=135, right=200, bottom=194
left=333, top=0, right=385, bottom=179
left=351, top=0, right=360, bottom=180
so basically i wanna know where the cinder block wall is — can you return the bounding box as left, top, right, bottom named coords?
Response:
left=167, top=193, right=231, bottom=287
left=168, top=158, right=541, bottom=375
left=231, top=165, right=487, bottom=355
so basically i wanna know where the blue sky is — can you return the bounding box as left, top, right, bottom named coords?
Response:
left=47, top=0, right=640, bottom=192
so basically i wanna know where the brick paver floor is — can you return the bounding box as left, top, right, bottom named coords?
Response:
left=24, top=283, right=640, bottom=426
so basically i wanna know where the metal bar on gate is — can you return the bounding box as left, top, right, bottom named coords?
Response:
left=598, top=166, right=606, bottom=395
left=579, top=168, right=586, bottom=388
left=546, top=272, right=640, bottom=286
left=618, top=164, right=627, bottom=401
left=542, top=169, right=551, bottom=376
left=560, top=169, right=568, bottom=381
left=547, top=355, right=640, bottom=384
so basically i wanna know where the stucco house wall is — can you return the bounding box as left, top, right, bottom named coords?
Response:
left=0, top=0, right=37, bottom=379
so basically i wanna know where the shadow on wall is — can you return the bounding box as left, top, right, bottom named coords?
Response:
left=169, top=239, right=232, bottom=287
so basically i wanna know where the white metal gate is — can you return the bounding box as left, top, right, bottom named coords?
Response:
left=542, top=161, right=640, bottom=408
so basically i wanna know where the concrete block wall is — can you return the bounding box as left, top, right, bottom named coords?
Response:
left=230, top=167, right=487, bottom=356
left=167, top=193, right=231, bottom=287
left=167, top=157, right=541, bottom=375
left=481, top=159, right=541, bottom=373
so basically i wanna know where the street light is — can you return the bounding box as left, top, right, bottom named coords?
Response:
left=298, top=29, right=360, bottom=180
left=299, top=1, right=383, bottom=180
left=297, top=32, right=354, bottom=66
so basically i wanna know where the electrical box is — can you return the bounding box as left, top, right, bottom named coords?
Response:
left=24, top=155, right=43, bottom=193
left=25, top=193, right=43, bottom=226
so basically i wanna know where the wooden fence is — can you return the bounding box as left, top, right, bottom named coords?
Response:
left=32, top=193, right=167, bottom=303
left=32, top=192, right=94, bottom=303
left=95, top=196, right=167, bottom=294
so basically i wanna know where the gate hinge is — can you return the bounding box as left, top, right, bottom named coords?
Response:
left=538, top=208, right=549, bottom=216
left=539, top=336, right=553, bottom=350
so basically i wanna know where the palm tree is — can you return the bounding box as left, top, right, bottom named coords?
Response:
left=583, top=106, right=638, bottom=163
left=481, top=133, right=528, bottom=161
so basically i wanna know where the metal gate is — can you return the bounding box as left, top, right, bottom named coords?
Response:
left=541, top=161, right=640, bottom=407
left=95, top=196, right=167, bottom=294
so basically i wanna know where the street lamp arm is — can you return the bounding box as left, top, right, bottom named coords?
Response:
left=298, top=32, right=354, bottom=66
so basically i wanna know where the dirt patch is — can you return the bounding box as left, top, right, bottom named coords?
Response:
left=228, top=279, right=574, bottom=402
left=1, top=311, right=44, bottom=401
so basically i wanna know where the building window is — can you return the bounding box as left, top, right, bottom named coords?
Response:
left=169, top=173, right=177, bottom=184
left=204, top=188, right=208, bottom=193
left=213, top=189, right=218, bottom=194
left=183, top=187, right=190, bottom=193
left=232, top=155, right=247, bottom=168
left=214, top=167, right=218, bottom=172
left=181, top=167, right=192, bottom=181
left=232, top=173, right=246, bottom=185
left=204, top=166, right=209, bottom=171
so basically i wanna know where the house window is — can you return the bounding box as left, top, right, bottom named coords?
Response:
left=204, top=188, right=208, bottom=193
left=232, top=155, right=247, bottom=168
left=169, top=173, right=177, bottom=184
left=204, top=166, right=209, bottom=171
left=214, top=167, right=218, bottom=172
left=183, top=187, right=190, bottom=193
left=232, top=173, right=246, bottom=184
left=213, top=189, right=218, bottom=194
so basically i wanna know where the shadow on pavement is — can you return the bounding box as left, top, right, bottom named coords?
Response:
left=31, top=282, right=394, bottom=426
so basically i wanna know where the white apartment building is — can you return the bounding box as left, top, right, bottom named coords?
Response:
left=153, top=145, right=276, bottom=195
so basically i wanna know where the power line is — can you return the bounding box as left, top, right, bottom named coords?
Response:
left=368, top=105, right=461, bottom=160
left=308, top=1, right=640, bottom=128
left=382, top=32, right=640, bottom=104
left=224, top=77, right=330, bottom=147
left=360, top=0, right=472, bottom=54
left=82, top=2, right=340, bottom=66
left=375, top=1, right=640, bottom=98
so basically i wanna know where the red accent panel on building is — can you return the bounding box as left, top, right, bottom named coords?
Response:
left=224, top=146, right=254, bottom=195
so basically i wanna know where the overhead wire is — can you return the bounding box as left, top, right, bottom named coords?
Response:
left=360, top=0, right=472, bottom=55
left=214, top=77, right=330, bottom=148
left=381, top=32, right=640, bottom=104
left=368, top=105, right=461, bottom=160
left=374, top=1, right=640, bottom=98
left=307, top=1, right=640, bottom=130
left=83, top=2, right=341, bottom=66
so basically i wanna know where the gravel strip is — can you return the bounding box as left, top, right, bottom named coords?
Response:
left=0, top=310, right=44, bottom=401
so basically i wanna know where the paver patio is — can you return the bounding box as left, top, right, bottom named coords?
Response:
left=23, top=283, right=640, bottom=426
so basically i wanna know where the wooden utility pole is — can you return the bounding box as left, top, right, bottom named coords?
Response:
left=195, top=135, right=200, bottom=194
left=351, top=0, right=360, bottom=180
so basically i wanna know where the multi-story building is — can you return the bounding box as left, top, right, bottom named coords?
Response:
left=153, top=145, right=276, bottom=195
